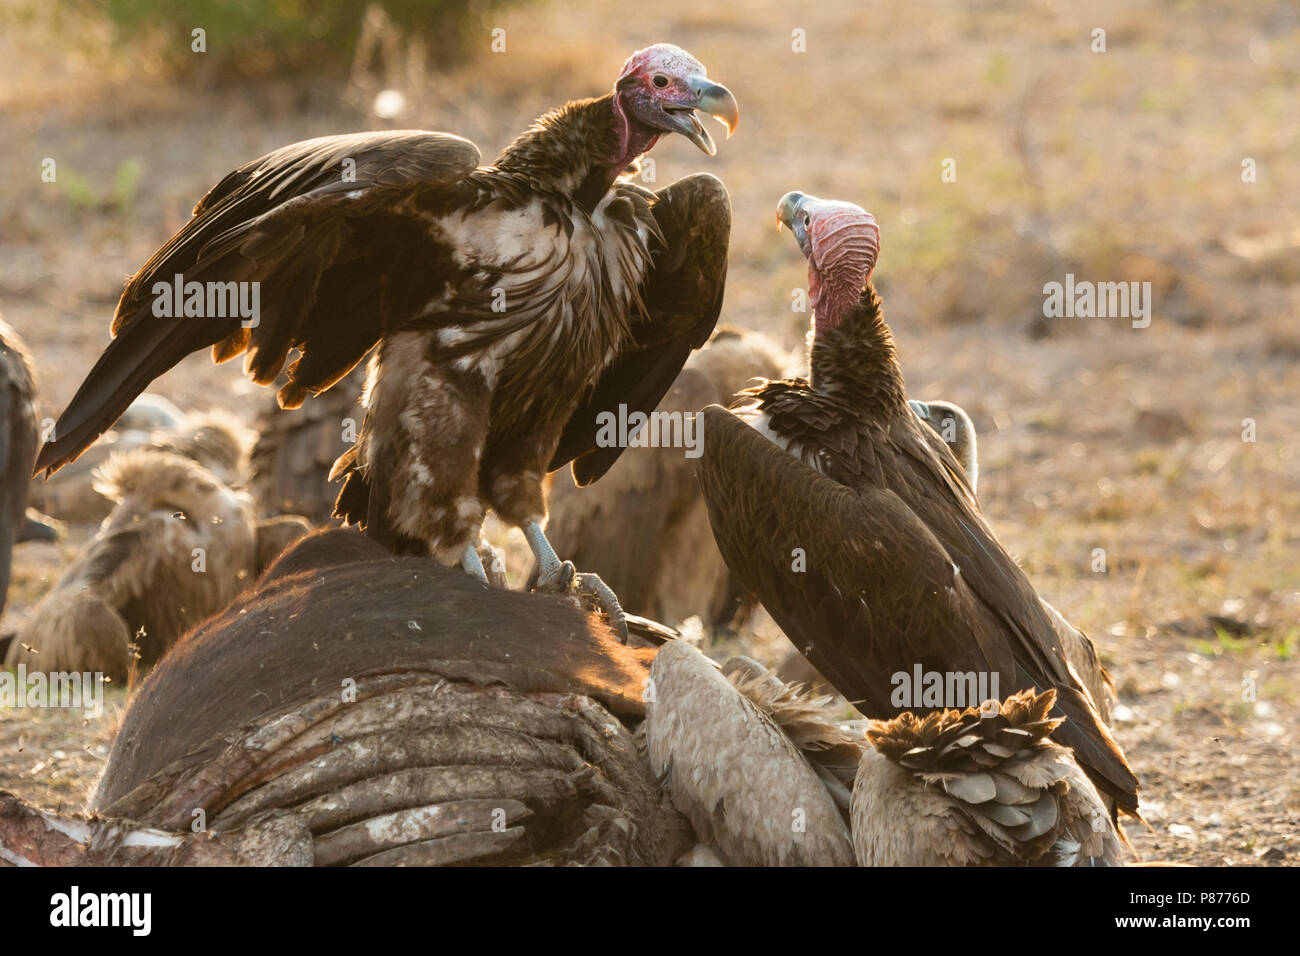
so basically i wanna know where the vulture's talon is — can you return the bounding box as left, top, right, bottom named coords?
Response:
left=573, top=572, right=629, bottom=642
left=477, top=541, right=509, bottom=589
left=534, top=558, right=577, bottom=593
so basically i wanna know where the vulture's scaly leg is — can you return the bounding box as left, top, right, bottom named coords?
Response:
left=459, top=543, right=489, bottom=584
left=522, top=520, right=628, bottom=640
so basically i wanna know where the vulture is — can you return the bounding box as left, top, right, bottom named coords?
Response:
left=643, top=641, right=858, bottom=865
left=5, top=450, right=308, bottom=681
left=28, top=407, right=249, bottom=526
left=33, top=44, right=739, bottom=636
left=249, top=364, right=368, bottom=523
left=909, top=399, right=978, bottom=495
left=852, top=688, right=1124, bottom=866
left=537, top=326, right=787, bottom=626
left=695, top=193, right=1140, bottom=818
left=1, top=318, right=40, bottom=622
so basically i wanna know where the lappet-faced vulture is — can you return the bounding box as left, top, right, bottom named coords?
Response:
left=33, top=44, right=738, bottom=636
left=695, top=193, right=1140, bottom=818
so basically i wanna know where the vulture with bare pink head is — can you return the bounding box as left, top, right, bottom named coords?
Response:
left=34, top=44, right=739, bottom=636
left=695, top=193, right=1140, bottom=819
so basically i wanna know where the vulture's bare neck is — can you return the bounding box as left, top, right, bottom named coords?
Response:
left=494, top=93, right=650, bottom=212
left=809, top=284, right=910, bottom=417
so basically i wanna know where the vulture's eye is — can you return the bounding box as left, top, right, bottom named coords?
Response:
left=803, top=214, right=811, bottom=227
left=652, top=74, right=669, bottom=89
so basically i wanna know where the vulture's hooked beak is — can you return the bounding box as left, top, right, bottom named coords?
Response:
left=776, top=191, right=807, bottom=232
left=776, top=190, right=813, bottom=256
left=670, top=77, right=739, bottom=156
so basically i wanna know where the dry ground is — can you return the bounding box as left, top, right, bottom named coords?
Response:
left=1, top=0, right=1296, bottom=864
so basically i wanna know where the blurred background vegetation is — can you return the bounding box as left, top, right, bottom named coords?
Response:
left=55, top=0, right=514, bottom=77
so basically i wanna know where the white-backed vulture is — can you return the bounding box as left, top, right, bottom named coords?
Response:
left=643, top=641, right=856, bottom=865
left=852, top=689, right=1124, bottom=866
left=5, top=450, right=273, bottom=680
left=28, top=408, right=249, bottom=525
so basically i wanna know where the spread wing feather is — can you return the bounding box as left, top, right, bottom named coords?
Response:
left=551, top=173, right=731, bottom=484
left=35, top=131, right=481, bottom=476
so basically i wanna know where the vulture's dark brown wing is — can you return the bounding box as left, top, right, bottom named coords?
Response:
left=549, top=173, right=731, bottom=485
left=696, top=404, right=1139, bottom=815
left=532, top=366, right=718, bottom=611
left=1, top=323, right=38, bottom=619
left=35, top=132, right=481, bottom=476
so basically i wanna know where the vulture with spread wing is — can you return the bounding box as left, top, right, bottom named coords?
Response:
left=34, top=44, right=737, bottom=634
left=695, top=193, right=1139, bottom=818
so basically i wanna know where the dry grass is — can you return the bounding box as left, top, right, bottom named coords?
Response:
left=1, top=0, right=1297, bottom=864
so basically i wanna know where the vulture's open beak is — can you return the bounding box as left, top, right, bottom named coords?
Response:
left=671, top=77, right=739, bottom=156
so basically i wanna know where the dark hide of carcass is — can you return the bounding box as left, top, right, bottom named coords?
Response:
left=5, top=528, right=690, bottom=866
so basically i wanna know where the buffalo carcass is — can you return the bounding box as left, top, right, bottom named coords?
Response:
left=4, top=530, right=692, bottom=865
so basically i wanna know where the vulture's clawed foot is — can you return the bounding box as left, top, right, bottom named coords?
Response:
left=534, top=558, right=629, bottom=641
left=522, top=519, right=629, bottom=640
left=460, top=540, right=509, bottom=588
left=477, top=541, right=509, bottom=588
left=571, top=570, right=629, bottom=642
left=459, top=543, right=489, bottom=584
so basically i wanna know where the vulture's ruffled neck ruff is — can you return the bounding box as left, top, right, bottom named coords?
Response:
left=809, top=283, right=910, bottom=416
left=493, top=93, right=657, bottom=212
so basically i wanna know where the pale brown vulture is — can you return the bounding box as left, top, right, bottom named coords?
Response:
left=853, top=689, right=1124, bottom=866
left=909, top=398, right=978, bottom=494
left=5, top=450, right=307, bottom=681
left=28, top=409, right=249, bottom=525
left=536, top=326, right=787, bottom=626
left=643, top=642, right=860, bottom=865
left=695, top=193, right=1140, bottom=818
left=34, top=44, right=739, bottom=637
